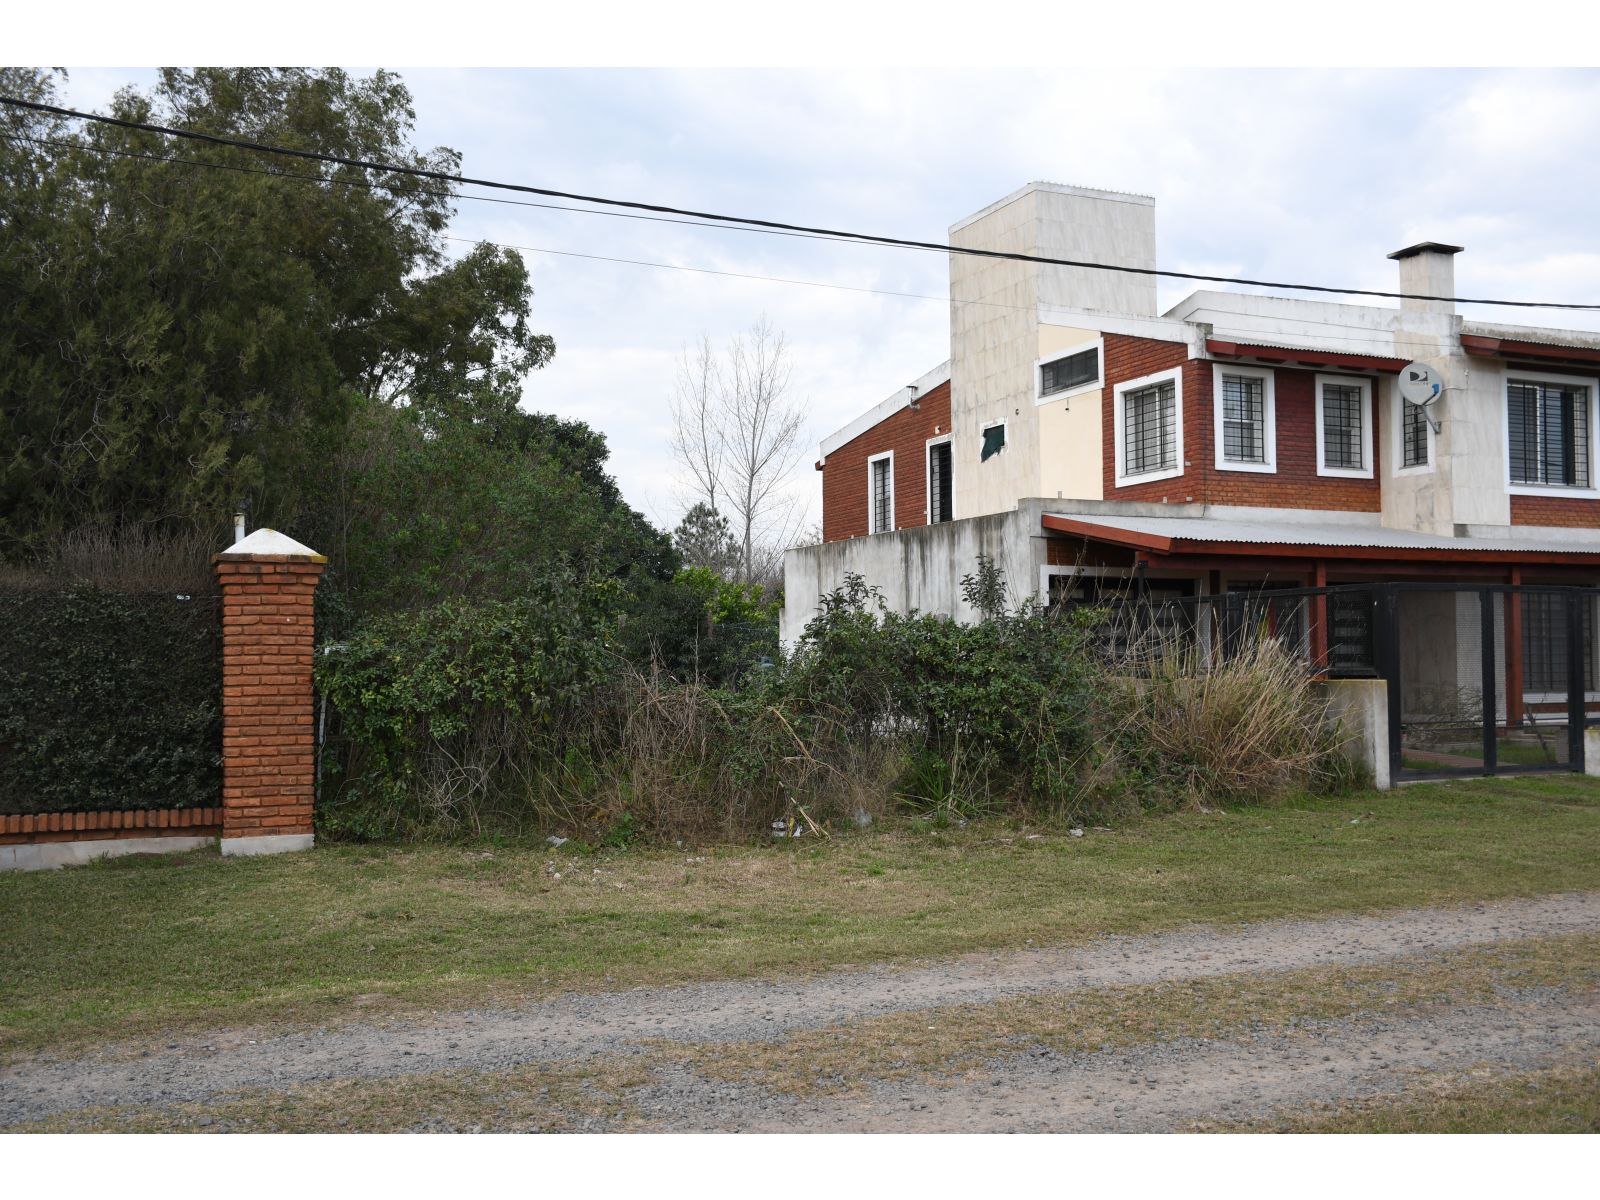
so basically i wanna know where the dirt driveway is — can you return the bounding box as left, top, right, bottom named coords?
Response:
left=5, top=892, right=1597, bottom=1132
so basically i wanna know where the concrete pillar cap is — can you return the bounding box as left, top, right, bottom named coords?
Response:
left=217, top=528, right=327, bottom=561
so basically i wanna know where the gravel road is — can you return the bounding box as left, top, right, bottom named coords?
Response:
left=4, top=891, right=1597, bottom=1130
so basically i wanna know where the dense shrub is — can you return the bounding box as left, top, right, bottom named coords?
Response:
left=314, top=582, right=617, bottom=838
left=0, top=585, right=221, bottom=813
left=315, top=557, right=1353, bottom=843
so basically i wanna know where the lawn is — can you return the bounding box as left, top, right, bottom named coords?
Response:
left=2, top=775, right=1598, bottom=1059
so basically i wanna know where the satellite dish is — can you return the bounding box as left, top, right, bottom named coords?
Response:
left=1398, top=362, right=1443, bottom=407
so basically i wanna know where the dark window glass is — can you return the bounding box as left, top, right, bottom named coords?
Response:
left=1220, top=373, right=1266, bottom=463
left=1522, top=592, right=1595, bottom=693
left=870, top=457, right=892, bottom=533
left=1509, top=380, right=1590, bottom=487
left=981, top=423, right=1006, bottom=462
left=1041, top=347, right=1099, bottom=396
left=1402, top=400, right=1429, bottom=468
left=928, top=441, right=953, bottom=523
left=1123, top=380, right=1177, bottom=476
left=1321, top=382, right=1365, bottom=470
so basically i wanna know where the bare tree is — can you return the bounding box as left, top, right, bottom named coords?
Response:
left=669, top=334, right=723, bottom=513
left=669, top=317, right=807, bottom=585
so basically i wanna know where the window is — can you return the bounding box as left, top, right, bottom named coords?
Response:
left=1522, top=591, right=1595, bottom=693
left=867, top=451, right=894, bottom=534
left=1402, top=399, right=1430, bottom=469
left=1039, top=344, right=1101, bottom=398
left=927, top=439, right=953, bottom=524
left=1314, top=375, right=1373, bottom=478
left=1212, top=364, right=1275, bottom=473
left=1508, top=377, right=1592, bottom=489
left=980, top=421, right=1007, bottom=462
left=1114, top=368, right=1183, bottom=486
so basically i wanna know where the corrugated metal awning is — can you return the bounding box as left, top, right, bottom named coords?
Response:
left=1042, top=512, right=1600, bottom=564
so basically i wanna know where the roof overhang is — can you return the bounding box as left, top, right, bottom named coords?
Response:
left=817, top=360, right=951, bottom=461
left=1041, top=513, right=1600, bottom=566
left=1206, top=339, right=1409, bottom=374
left=1460, top=334, right=1600, bottom=367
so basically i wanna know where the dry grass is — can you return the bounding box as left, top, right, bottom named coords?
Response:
left=0, top=523, right=218, bottom=594
left=1201, top=1061, right=1600, bottom=1133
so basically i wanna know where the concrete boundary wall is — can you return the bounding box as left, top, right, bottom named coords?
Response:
left=1, top=530, right=326, bottom=871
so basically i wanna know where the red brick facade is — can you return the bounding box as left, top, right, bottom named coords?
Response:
left=215, top=553, right=324, bottom=841
left=1099, top=335, right=1381, bottom=512
left=821, top=381, right=952, bottom=542
left=1510, top=494, right=1600, bottom=528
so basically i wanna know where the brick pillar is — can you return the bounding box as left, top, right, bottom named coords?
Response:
left=214, top=529, right=326, bottom=857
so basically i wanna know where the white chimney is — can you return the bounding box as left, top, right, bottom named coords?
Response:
left=1388, top=241, right=1463, bottom=316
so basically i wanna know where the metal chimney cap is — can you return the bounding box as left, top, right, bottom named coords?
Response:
left=1387, top=241, right=1465, bottom=261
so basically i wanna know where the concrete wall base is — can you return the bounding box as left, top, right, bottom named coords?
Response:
left=1318, top=678, right=1391, bottom=791
left=220, top=833, right=314, bottom=858
left=0, top=835, right=214, bottom=872
left=1585, top=728, right=1600, bottom=778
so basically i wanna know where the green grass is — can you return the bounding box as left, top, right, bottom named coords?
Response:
left=2, top=776, right=1598, bottom=1059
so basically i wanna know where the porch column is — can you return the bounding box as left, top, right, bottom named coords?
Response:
left=214, top=529, right=326, bottom=857
left=1505, top=568, right=1524, bottom=732
left=1309, top=560, right=1329, bottom=673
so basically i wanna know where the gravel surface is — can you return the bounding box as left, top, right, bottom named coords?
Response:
left=3, top=891, right=1597, bottom=1129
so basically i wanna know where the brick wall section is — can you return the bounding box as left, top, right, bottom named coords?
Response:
left=0, top=807, right=222, bottom=846
left=1510, top=494, right=1600, bottom=528
left=821, top=381, right=952, bottom=542
left=1099, top=334, right=1381, bottom=511
left=214, top=554, right=324, bottom=840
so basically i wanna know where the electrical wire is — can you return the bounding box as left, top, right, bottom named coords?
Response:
left=6, top=94, right=1600, bottom=312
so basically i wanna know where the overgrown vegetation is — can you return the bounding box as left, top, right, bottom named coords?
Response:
left=315, top=557, right=1352, bottom=843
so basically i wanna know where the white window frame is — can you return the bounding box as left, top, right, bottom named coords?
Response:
left=980, top=418, right=1009, bottom=462
left=924, top=434, right=954, bottom=524
left=1211, top=363, right=1276, bottom=474
left=1034, top=336, right=1104, bottom=406
left=1504, top=368, right=1600, bottom=500
left=1392, top=377, right=1436, bottom=477
left=866, top=450, right=895, bottom=534
left=1314, top=373, right=1374, bottom=479
left=1114, top=366, right=1185, bottom=488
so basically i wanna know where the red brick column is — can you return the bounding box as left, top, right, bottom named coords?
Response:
left=214, top=531, right=325, bottom=857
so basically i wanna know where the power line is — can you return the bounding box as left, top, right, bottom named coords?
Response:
left=0, top=130, right=1506, bottom=355
left=5, top=94, right=1600, bottom=313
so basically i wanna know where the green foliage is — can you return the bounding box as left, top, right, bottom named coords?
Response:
left=616, top=567, right=778, bottom=685
left=0, top=586, right=220, bottom=813
left=672, top=504, right=740, bottom=575
left=0, top=68, right=556, bottom=557
left=314, top=583, right=616, bottom=838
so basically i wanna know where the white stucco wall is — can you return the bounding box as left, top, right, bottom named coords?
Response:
left=780, top=504, right=1048, bottom=648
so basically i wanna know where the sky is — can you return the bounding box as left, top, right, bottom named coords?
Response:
left=55, top=67, right=1600, bottom=539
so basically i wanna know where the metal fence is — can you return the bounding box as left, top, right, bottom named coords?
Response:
left=1056, top=581, right=1599, bottom=782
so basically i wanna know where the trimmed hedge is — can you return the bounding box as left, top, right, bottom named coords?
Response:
left=0, top=585, right=222, bottom=814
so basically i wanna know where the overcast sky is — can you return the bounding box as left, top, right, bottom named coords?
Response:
left=59, top=68, right=1600, bottom=537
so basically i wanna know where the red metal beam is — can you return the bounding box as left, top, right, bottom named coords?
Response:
left=1041, top=514, right=1174, bottom=553
left=1461, top=334, right=1600, bottom=365
left=1205, top=338, right=1409, bottom=374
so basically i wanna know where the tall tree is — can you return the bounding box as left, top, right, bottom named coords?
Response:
left=667, top=317, right=806, bottom=585
left=672, top=503, right=739, bottom=576
left=0, top=67, right=552, bottom=557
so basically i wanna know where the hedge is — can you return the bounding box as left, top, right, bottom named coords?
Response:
left=0, top=585, right=222, bottom=814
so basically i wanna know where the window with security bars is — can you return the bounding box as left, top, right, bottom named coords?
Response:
left=1508, top=379, right=1591, bottom=488
left=1402, top=400, right=1429, bottom=468
left=1220, top=373, right=1267, bottom=464
left=928, top=441, right=952, bottom=524
left=1522, top=592, right=1595, bottom=693
left=1123, top=380, right=1177, bottom=476
left=869, top=457, right=892, bottom=534
left=1041, top=347, right=1099, bottom=396
left=1321, top=382, right=1365, bottom=470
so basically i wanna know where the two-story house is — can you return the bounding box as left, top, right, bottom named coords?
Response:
left=784, top=183, right=1600, bottom=723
